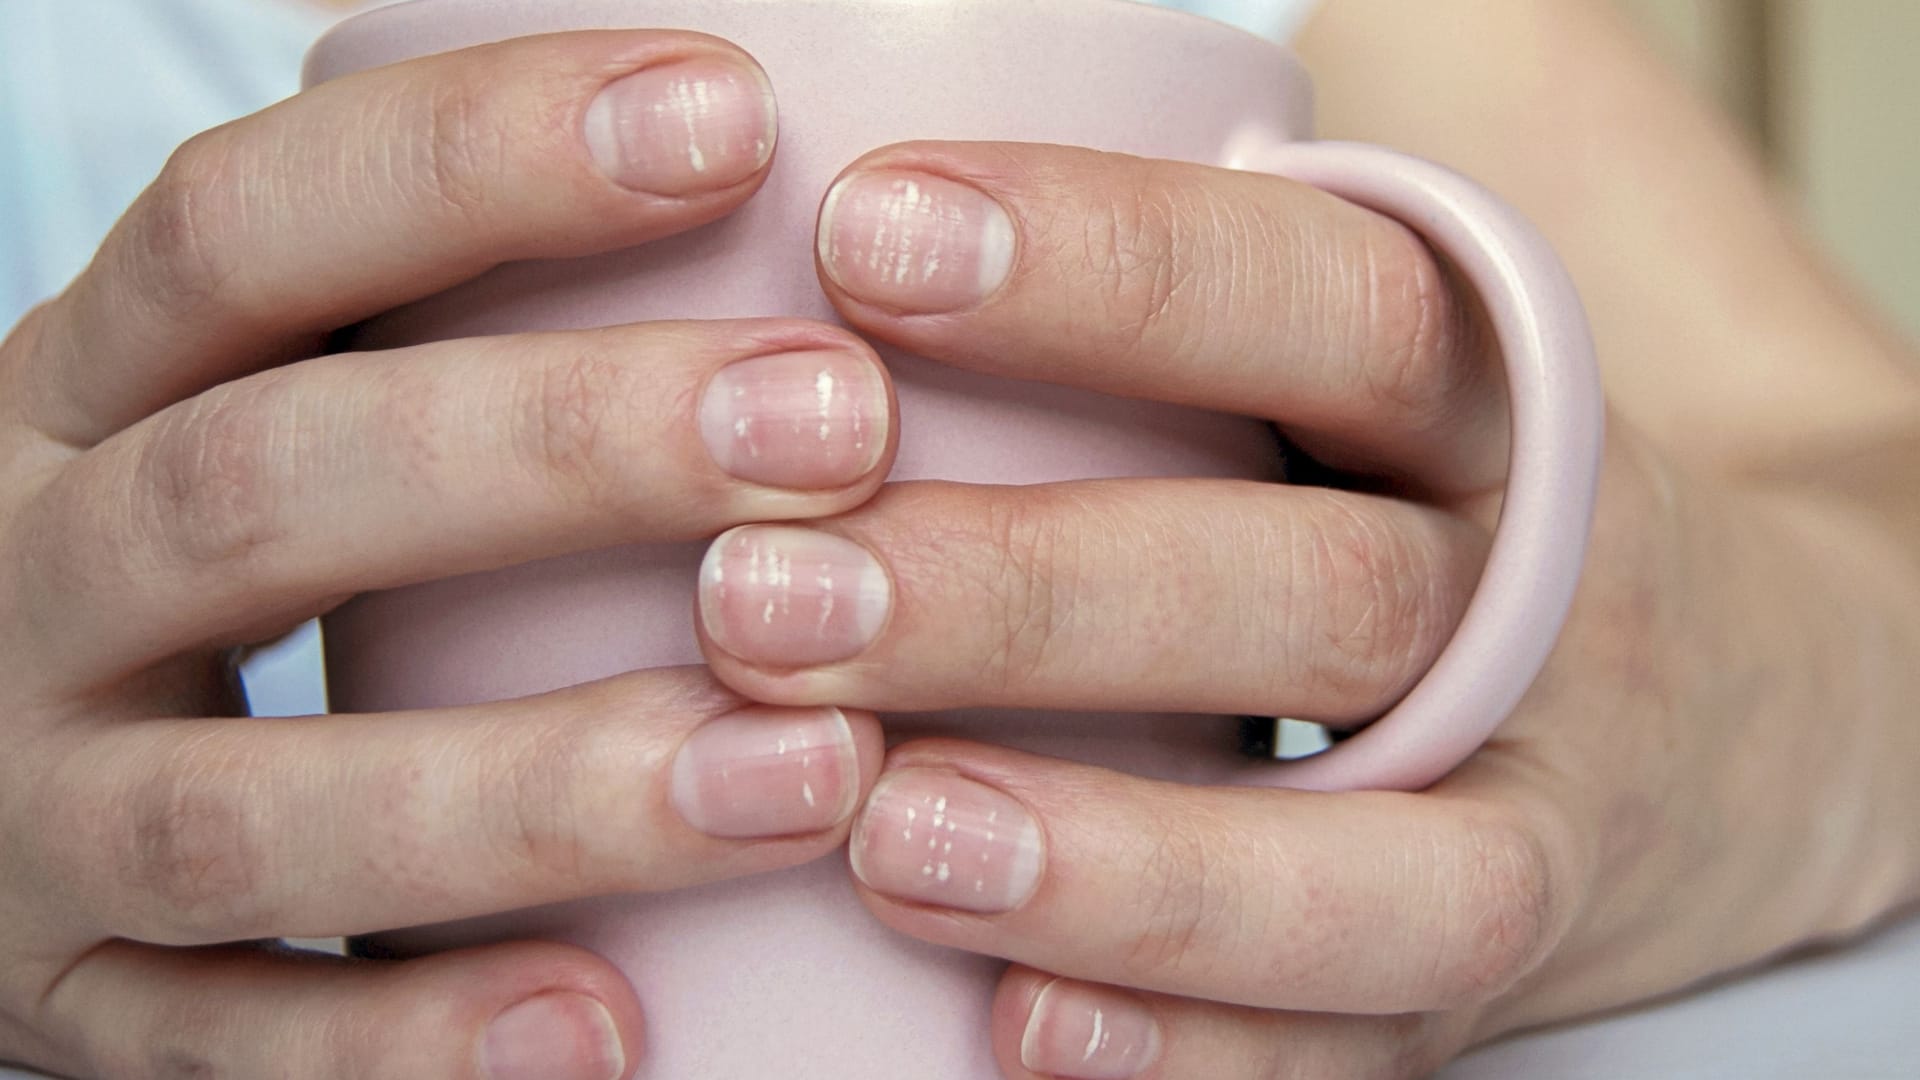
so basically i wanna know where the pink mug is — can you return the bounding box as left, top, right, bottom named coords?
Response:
left=305, top=1, right=1603, bottom=1076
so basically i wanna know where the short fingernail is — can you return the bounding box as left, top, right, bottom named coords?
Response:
left=850, top=768, right=1042, bottom=913
left=817, top=170, right=1017, bottom=312
left=483, top=992, right=624, bottom=1080
left=585, top=57, right=776, bottom=195
left=1021, top=979, right=1163, bottom=1080
left=671, top=706, right=859, bottom=837
left=698, top=349, right=889, bottom=489
left=698, top=525, right=890, bottom=667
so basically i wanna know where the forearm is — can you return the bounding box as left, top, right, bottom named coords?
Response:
left=1297, top=0, right=1920, bottom=475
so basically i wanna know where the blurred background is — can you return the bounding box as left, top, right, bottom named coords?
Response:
left=1616, top=0, right=1920, bottom=347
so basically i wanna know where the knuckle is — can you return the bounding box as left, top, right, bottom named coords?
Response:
left=1429, top=816, right=1559, bottom=1005
left=109, top=746, right=277, bottom=942
left=1257, top=1014, right=1441, bottom=1080
left=132, top=129, right=245, bottom=320
left=1076, top=171, right=1194, bottom=356
left=515, top=346, right=650, bottom=513
left=1371, top=1014, right=1456, bottom=1080
left=973, top=497, right=1075, bottom=692
left=1121, top=807, right=1238, bottom=981
left=134, top=1026, right=230, bottom=1080
left=410, top=71, right=517, bottom=222
left=1354, top=223, right=1479, bottom=434
left=480, top=719, right=601, bottom=889
left=135, top=382, right=294, bottom=577
left=1293, top=502, right=1452, bottom=712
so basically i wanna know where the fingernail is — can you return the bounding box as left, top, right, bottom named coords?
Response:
left=671, top=706, right=859, bottom=837
left=850, top=768, right=1042, bottom=914
left=1021, top=980, right=1163, bottom=1080
left=698, top=350, right=889, bottom=489
left=698, top=525, right=890, bottom=667
left=482, top=993, right=624, bottom=1080
left=585, top=57, right=776, bottom=195
left=817, top=170, right=1017, bottom=312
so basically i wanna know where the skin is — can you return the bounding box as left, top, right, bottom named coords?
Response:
left=0, top=31, right=896, bottom=1080
left=3, top=1, right=1917, bottom=1078
left=704, top=1, right=1920, bottom=1075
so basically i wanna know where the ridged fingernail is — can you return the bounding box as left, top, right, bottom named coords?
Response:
left=585, top=57, right=775, bottom=195
left=698, top=350, right=889, bottom=489
left=671, top=706, right=859, bottom=837
left=850, top=768, right=1043, bottom=913
left=698, top=525, right=891, bottom=667
left=482, top=993, right=623, bottom=1080
left=1021, top=979, right=1162, bottom=1079
left=817, top=170, right=1016, bottom=311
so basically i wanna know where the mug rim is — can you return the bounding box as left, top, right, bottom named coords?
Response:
left=307, top=0, right=1304, bottom=88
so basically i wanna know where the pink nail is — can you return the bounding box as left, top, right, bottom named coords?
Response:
left=698, top=525, right=890, bottom=667
left=585, top=57, right=776, bottom=195
left=850, top=768, right=1043, bottom=914
left=817, top=170, right=1017, bottom=312
left=698, top=350, right=888, bottom=489
left=1020, top=980, right=1162, bottom=1080
left=482, top=993, right=624, bottom=1080
left=670, top=706, right=858, bottom=838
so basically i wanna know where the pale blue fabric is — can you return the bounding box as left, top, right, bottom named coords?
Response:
left=0, top=0, right=332, bottom=326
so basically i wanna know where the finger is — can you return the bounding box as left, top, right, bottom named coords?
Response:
left=695, top=479, right=1484, bottom=726
left=29, top=939, right=639, bottom=1080
left=842, top=742, right=1580, bottom=1015
left=813, top=142, right=1507, bottom=493
left=14, top=319, right=893, bottom=690
left=15, top=667, right=882, bottom=948
left=9, top=29, right=779, bottom=447
left=989, top=967, right=1467, bottom=1080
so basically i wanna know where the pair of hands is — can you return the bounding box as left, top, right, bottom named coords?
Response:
left=4, top=24, right=1919, bottom=1080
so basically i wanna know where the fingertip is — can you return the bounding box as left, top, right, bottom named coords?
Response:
left=990, top=966, right=1058, bottom=1080
left=37, top=937, right=649, bottom=1080
left=405, top=941, right=648, bottom=1079
left=840, top=705, right=889, bottom=802
left=665, top=704, right=876, bottom=842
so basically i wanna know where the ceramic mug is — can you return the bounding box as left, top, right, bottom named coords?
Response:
left=305, top=1, right=1603, bottom=1076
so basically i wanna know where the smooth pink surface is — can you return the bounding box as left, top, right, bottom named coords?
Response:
left=1224, top=138, right=1606, bottom=791
left=306, top=2, right=1601, bottom=1076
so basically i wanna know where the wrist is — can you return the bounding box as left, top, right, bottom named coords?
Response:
left=1741, top=482, right=1920, bottom=933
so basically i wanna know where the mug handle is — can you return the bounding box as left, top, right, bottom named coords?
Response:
left=1220, top=135, right=1606, bottom=792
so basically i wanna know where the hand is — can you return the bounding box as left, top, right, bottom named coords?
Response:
left=692, top=139, right=1920, bottom=1076
left=0, top=32, right=899, bottom=1080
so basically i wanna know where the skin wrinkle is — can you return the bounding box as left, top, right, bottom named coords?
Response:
left=0, top=27, right=913, bottom=1076
left=5, top=5, right=1920, bottom=1075
left=113, top=730, right=273, bottom=944
left=1193, top=176, right=1266, bottom=382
